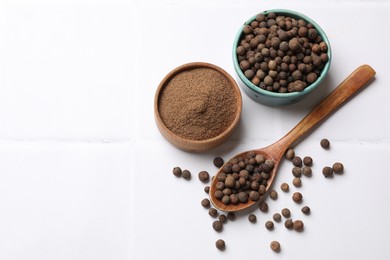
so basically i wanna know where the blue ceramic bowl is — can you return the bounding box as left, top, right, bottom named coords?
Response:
left=233, top=9, right=331, bottom=106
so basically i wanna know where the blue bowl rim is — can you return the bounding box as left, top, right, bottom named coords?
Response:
left=233, top=9, right=332, bottom=99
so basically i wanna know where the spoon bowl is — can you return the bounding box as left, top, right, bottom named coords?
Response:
left=210, top=65, right=376, bottom=212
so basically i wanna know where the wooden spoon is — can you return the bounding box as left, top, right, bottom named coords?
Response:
left=210, top=64, right=376, bottom=212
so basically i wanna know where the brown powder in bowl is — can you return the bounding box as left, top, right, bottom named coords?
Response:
left=158, top=67, right=239, bottom=141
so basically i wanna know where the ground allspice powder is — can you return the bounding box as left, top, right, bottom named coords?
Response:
left=158, top=68, right=238, bottom=141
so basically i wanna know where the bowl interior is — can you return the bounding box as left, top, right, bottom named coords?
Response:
left=233, top=9, right=332, bottom=100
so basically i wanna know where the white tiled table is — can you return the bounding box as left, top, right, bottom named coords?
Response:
left=1, top=0, right=389, bottom=259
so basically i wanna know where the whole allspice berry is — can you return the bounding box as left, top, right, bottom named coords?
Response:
left=214, top=190, right=223, bottom=200
left=201, top=198, right=211, bottom=208
left=270, top=241, right=281, bottom=252
left=322, top=166, right=333, bottom=177
left=302, top=166, right=312, bottom=177
left=215, top=239, right=226, bottom=251
left=230, top=194, right=239, bottom=205
left=221, top=195, right=231, bottom=205
left=225, top=175, right=235, bottom=188
left=281, top=208, right=291, bottom=218
left=320, top=138, right=330, bottom=149
left=306, top=72, right=318, bottom=84
left=333, top=162, right=344, bottom=174
left=292, top=156, right=303, bottom=167
left=238, top=191, right=249, bottom=203
left=219, top=214, right=227, bottom=223
left=209, top=208, right=219, bottom=218
left=181, top=169, right=191, bottom=180
left=285, top=148, right=295, bottom=160
left=259, top=201, right=269, bottom=212
left=280, top=182, right=289, bottom=192
left=303, top=156, right=313, bottom=166
left=292, top=166, right=302, bottom=177
left=204, top=186, right=210, bottom=193
left=292, top=192, right=303, bottom=203
left=212, top=220, right=223, bottom=232
left=213, top=157, right=224, bottom=168
left=289, top=38, right=301, bottom=52
left=273, top=213, right=282, bottom=222
left=301, top=206, right=311, bottom=215
left=270, top=190, right=278, bottom=200
left=248, top=214, right=257, bottom=223
left=249, top=190, right=260, bottom=201
left=198, top=171, right=210, bottom=183
left=265, top=220, right=274, bottom=230
left=227, top=212, right=236, bottom=221
left=292, top=177, right=302, bottom=187
left=285, top=219, right=293, bottom=229
left=172, top=167, right=182, bottom=177
left=293, top=220, right=304, bottom=231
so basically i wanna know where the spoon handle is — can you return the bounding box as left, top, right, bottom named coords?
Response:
left=275, top=64, right=376, bottom=151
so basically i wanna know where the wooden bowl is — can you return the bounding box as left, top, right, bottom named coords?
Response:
left=154, top=62, right=242, bottom=152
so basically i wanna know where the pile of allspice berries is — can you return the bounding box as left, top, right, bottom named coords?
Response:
left=172, top=138, right=344, bottom=253
left=236, top=12, right=329, bottom=93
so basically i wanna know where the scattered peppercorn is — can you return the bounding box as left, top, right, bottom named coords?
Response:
left=227, top=212, right=236, bottom=221
left=218, top=214, right=227, bottom=224
left=204, top=186, right=210, bottom=193
left=292, top=192, right=303, bottom=203
left=273, top=213, right=282, bottom=222
left=280, top=182, right=289, bottom=192
left=248, top=214, right=257, bottom=223
left=281, top=208, right=291, bottom=218
left=259, top=201, right=269, bottom=212
left=292, top=156, right=303, bottom=167
left=285, top=219, right=293, bottom=229
left=208, top=208, right=219, bottom=218
left=181, top=169, right=191, bottom=180
left=292, top=177, right=302, bottom=187
left=270, top=190, right=278, bottom=200
left=320, top=138, right=330, bottom=149
left=265, top=220, right=274, bottom=230
left=212, top=220, right=223, bottom=232
left=215, top=239, right=226, bottom=250
left=322, top=166, right=333, bottom=177
left=333, top=162, right=344, bottom=174
left=198, top=171, right=210, bottom=183
left=172, top=167, right=182, bottom=177
left=301, top=206, right=311, bottom=215
left=201, top=198, right=210, bottom=208
left=303, top=156, right=313, bottom=166
left=292, top=166, right=302, bottom=177
left=293, top=220, right=304, bottom=231
left=213, top=157, right=224, bottom=168
left=302, top=166, right=312, bottom=177
left=270, top=241, right=281, bottom=252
